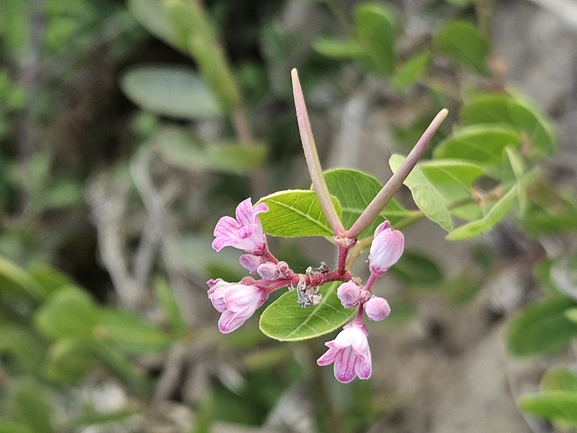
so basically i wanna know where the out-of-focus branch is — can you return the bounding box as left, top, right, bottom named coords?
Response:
left=88, top=149, right=178, bottom=310
left=16, top=0, right=47, bottom=214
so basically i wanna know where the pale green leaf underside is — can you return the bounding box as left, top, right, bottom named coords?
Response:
left=259, top=282, right=355, bottom=341
left=258, top=190, right=342, bottom=238
left=390, top=154, right=453, bottom=232
left=151, top=126, right=267, bottom=174
left=519, top=391, right=577, bottom=425
left=119, top=65, right=222, bottom=119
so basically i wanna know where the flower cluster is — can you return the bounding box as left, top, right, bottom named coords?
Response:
left=319, top=220, right=404, bottom=383
left=208, top=198, right=404, bottom=383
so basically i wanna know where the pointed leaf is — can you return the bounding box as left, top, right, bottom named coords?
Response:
left=390, top=154, right=453, bottom=232
left=446, top=185, right=517, bottom=240
left=506, top=296, right=577, bottom=357
left=258, top=190, right=342, bottom=238
left=393, top=50, right=430, bottom=90
left=119, top=65, right=222, bottom=119
left=420, top=159, right=484, bottom=220
left=259, top=282, right=356, bottom=341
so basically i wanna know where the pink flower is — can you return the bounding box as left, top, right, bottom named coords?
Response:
left=337, top=281, right=361, bottom=308
left=207, top=278, right=268, bottom=333
left=317, top=319, right=372, bottom=383
left=212, top=198, right=268, bottom=255
left=368, top=221, right=404, bottom=276
left=364, top=296, right=390, bottom=321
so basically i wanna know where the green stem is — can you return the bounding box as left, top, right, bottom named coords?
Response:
left=345, top=109, right=448, bottom=239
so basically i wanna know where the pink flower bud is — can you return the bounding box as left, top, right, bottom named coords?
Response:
left=317, top=319, right=372, bottom=383
left=364, top=296, right=390, bottom=321
left=368, top=221, right=404, bottom=276
left=239, top=254, right=265, bottom=273
left=257, top=262, right=278, bottom=279
left=337, top=281, right=361, bottom=308
left=212, top=198, right=268, bottom=255
left=207, top=278, right=268, bottom=333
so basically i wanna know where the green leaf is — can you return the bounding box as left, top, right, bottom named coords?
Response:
left=389, top=251, right=444, bottom=286
left=519, top=391, right=577, bottom=425
left=154, top=277, right=188, bottom=335
left=420, top=159, right=484, bottom=220
left=95, top=308, right=173, bottom=354
left=506, top=296, right=577, bottom=357
left=119, top=65, right=222, bottom=119
left=164, top=0, right=217, bottom=52
left=0, top=325, right=45, bottom=371
left=566, top=308, right=577, bottom=323
left=390, top=154, right=453, bottom=232
left=433, top=124, right=520, bottom=169
left=313, top=37, right=364, bottom=59
left=323, top=168, right=408, bottom=238
left=446, top=185, right=517, bottom=240
left=27, top=262, right=76, bottom=297
left=532, top=258, right=562, bottom=296
left=258, top=190, right=342, bottom=238
left=0, top=256, right=46, bottom=301
left=34, top=287, right=99, bottom=340
left=393, top=50, right=430, bottom=90
left=503, top=147, right=529, bottom=215
left=11, top=379, right=53, bottom=433
left=128, top=0, right=184, bottom=51
left=521, top=184, right=577, bottom=235
left=44, top=339, right=95, bottom=384
left=541, top=366, right=577, bottom=392
left=353, top=2, right=396, bottom=74
left=259, top=282, right=356, bottom=341
left=188, top=36, right=240, bottom=111
left=441, top=271, right=483, bottom=305
left=91, top=341, right=151, bottom=394
left=433, top=20, right=488, bottom=72
left=460, top=93, right=556, bottom=158
left=150, top=126, right=267, bottom=174
left=169, top=234, right=246, bottom=281
left=0, top=419, right=33, bottom=433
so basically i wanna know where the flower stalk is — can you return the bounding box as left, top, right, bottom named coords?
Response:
left=291, top=68, right=345, bottom=237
